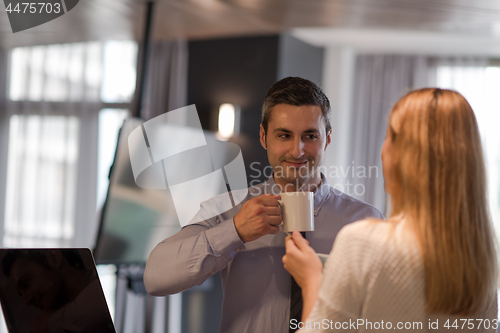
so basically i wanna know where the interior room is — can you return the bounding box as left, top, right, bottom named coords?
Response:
left=0, top=1, right=499, bottom=332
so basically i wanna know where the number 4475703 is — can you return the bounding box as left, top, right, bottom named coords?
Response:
left=5, top=2, right=62, bottom=14
left=444, top=319, right=498, bottom=330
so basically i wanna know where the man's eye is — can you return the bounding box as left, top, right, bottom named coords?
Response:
left=278, top=134, right=290, bottom=139
left=304, top=134, right=318, bottom=140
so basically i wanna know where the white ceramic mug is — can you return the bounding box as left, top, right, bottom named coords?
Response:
left=279, top=192, right=314, bottom=233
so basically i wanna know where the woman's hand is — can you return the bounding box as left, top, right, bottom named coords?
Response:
left=283, top=231, right=324, bottom=321
left=283, top=231, right=323, bottom=289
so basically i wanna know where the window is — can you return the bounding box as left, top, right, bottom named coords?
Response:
left=4, top=115, right=79, bottom=247
left=4, top=41, right=137, bottom=248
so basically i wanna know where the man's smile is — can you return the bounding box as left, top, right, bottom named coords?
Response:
left=282, top=160, right=308, bottom=167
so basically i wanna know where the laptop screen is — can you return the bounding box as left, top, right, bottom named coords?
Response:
left=0, top=248, right=115, bottom=333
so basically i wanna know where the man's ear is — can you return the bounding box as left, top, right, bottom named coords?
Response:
left=259, top=124, right=267, bottom=150
left=325, top=128, right=332, bottom=150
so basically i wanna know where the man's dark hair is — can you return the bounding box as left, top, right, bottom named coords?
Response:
left=261, top=77, right=331, bottom=135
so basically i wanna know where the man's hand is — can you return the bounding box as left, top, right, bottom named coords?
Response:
left=234, top=194, right=282, bottom=242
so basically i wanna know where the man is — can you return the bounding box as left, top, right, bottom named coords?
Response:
left=144, top=77, right=383, bottom=333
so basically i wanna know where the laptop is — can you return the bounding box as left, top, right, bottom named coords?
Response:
left=0, top=248, right=116, bottom=333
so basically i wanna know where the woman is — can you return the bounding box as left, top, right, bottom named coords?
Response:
left=283, top=88, right=498, bottom=332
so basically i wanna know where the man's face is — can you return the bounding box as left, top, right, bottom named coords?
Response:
left=260, top=103, right=331, bottom=191
left=9, top=258, right=64, bottom=312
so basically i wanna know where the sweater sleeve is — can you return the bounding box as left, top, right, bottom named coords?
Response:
left=298, top=222, right=369, bottom=333
left=299, top=220, right=426, bottom=333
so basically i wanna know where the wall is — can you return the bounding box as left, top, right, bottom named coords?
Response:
left=277, top=33, right=324, bottom=85
left=188, top=34, right=324, bottom=186
left=188, top=35, right=278, bottom=186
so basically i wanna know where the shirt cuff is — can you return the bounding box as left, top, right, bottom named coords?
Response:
left=205, top=217, right=246, bottom=260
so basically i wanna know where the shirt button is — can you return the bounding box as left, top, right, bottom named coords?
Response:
left=211, top=271, right=215, bottom=275
left=314, top=210, right=317, bottom=213
left=235, top=248, right=240, bottom=252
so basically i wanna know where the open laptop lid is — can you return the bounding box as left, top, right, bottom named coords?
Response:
left=0, top=248, right=115, bottom=333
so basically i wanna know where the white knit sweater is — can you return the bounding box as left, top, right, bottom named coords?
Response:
left=298, top=219, right=498, bottom=333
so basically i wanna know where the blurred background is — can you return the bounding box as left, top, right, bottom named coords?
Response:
left=0, top=0, right=500, bottom=332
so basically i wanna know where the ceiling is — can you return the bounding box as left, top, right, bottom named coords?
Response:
left=2, top=0, right=500, bottom=50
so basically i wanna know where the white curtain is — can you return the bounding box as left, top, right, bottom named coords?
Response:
left=343, top=54, right=499, bottom=227
left=140, top=39, right=188, bottom=121
left=0, top=50, right=9, bottom=246
left=346, top=55, right=437, bottom=215
left=5, top=114, right=80, bottom=247
left=2, top=43, right=102, bottom=248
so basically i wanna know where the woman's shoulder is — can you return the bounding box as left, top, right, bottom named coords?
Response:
left=337, top=218, right=396, bottom=242
left=335, top=218, right=418, bottom=262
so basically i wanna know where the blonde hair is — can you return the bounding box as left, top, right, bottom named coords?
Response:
left=388, top=88, right=498, bottom=315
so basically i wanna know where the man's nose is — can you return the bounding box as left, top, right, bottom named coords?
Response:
left=289, top=138, right=305, bottom=159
